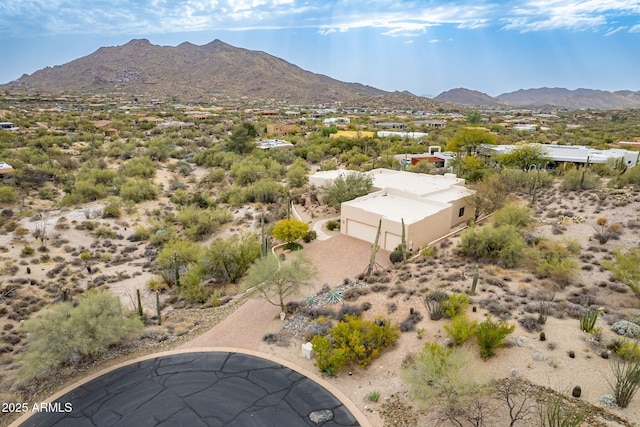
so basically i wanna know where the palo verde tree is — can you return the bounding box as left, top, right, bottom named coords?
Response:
left=243, top=253, right=317, bottom=312
left=446, top=127, right=497, bottom=158
left=465, top=173, right=511, bottom=221
left=446, top=127, right=496, bottom=177
left=496, top=144, right=551, bottom=171
left=272, top=218, right=309, bottom=248
left=323, top=171, right=373, bottom=209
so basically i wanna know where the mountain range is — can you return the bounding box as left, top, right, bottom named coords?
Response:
left=4, top=39, right=640, bottom=110
left=3, top=39, right=437, bottom=109
left=434, top=87, right=640, bottom=110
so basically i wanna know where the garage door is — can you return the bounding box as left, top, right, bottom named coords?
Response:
left=345, top=220, right=378, bottom=244
left=384, top=232, right=401, bottom=251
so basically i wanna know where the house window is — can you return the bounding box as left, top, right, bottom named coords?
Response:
left=458, top=207, right=465, bottom=217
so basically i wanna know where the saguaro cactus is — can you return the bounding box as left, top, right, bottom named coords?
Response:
left=136, top=289, right=143, bottom=319
left=470, top=265, right=479, bottom=295
left=156, top=291, right=162, bottom=326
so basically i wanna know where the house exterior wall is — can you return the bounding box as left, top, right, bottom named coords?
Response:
left=405, top=208, right=452, bottom=250
left=448, top=197, right=474, bottom=226
left=341, top=194, right=455, bottom=251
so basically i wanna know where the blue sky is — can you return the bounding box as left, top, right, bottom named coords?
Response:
left=1, top=0, right=639, bottom=97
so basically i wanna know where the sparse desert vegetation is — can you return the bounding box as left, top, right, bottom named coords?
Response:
left=1, top=94, right=640, bottom=426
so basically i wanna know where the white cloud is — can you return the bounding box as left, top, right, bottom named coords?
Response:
left=604, top=25, right=628, bottom=35
left=1, top=0, right=639, bottom=37
left=630, top=23, right=640, bottom=32
left=502, top=0, right=640, bottom=32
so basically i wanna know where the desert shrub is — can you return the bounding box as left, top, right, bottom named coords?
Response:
left=120, top=156, right=156, bottom=179
left=538, top=392, right=586, bottom=427
left=17, top=291, right=143, bottom=382
left=0, top=186, right=17, bottom=203
left=326, top=220, right=340, bottom=231
left=610, top=339, right=640, bottom=362
left=442, top=293, right=470, bottom=318
left=245, top=178, right=284, bottom=204
left=337, top=304, right=363, bottom=321
left=460, top=225, right=525, bottom=268
left=399, top=309, right=424, bottom=332
left=389, top=249, right=404, bottom=263
left=311, top=315, right=399, bottom=375
left=560, top=168, right=600, bottom=191
left=21, top=245, right=35, bottom=257
left=420, top=245, right=436, bottom=257
left=91, top=226, right=118, bottom=239
left=475, top=316, right=515, bottom=359
left=423, top=290, right=448, bottom=320
left=177, top=205, right=232, bottom=241
left=203, top=233, right=261, bottom=284
left=491, top=202, right=533, bottom=230
left=611, top=320, right=640, bottom=339
left=129, top=225, right=151, bottom=242
left=304, top=317, right=333, bottom=341
left=402, top=343, right=487, bottom=421
left=526, top=239, right=578, bottom=286
left=444, top=315, right=478, bottom=345
left=610, top=165, right=640, bottom=187
left=102, top=201, right=121, bottom=218
left=607, top=357, right=640, bottom=408
left=119, top=178, right=158, bottom=202
left=302, top=230, right=317, bottom=243
left=180, top=263, right=207, bottom=303
left=146, top=275, right=168, bottom=292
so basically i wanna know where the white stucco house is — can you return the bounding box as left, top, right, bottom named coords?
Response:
left=309, top=168, right=474, bottom=251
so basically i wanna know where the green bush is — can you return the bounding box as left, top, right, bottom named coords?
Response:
left=102, top=200, right=121, bottom=219
left=442, top=293, right=470, bottom=318
left=203, top=233, right=261, bottom=284
left=17, top=291, right=143, bottom=383
left=176, top=205, right=232, bottom=241
left=526, top=239, right=578, bottom=287
left=91, top=226, right=118, bottom=239
left=491, top=202, right=533, bottom=230
left=119, top=179, right=158, bottom=202
left=444, top=315, right=478, bottom=346
left=560, top=168, right=600, bottom=190
left=389, top=249, right=404, bottom=263
left=120, top=156, right=156, bottom=179
left=610, top=165, right=640, bottom=188
left=401, top=343, right=483, bottom=409
left=475, top=316, right=515, bottom=359
left=180, top=263, right=207, bottom=303
left=311, top=315, right=399, bottom=375
left=0, top=186, right=18, bottom=203
left=326, top=220, right=340, bottom=231
left=460, top=224, right=525, bottom=268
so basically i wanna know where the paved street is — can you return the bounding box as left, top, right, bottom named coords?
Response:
left=18, top=351, right=361, bottom=426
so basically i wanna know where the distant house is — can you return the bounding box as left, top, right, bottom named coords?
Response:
left=377, top=131, right=428, bottom=139
left=480, top=143, right=640, bottom=168
left=309, top=168, right=474, bottom=251
left=256, top=139, right=294, bottom=150
left=0, top=122, right=16, bottom=130
left=415, top=120, right=447, bottom=128
left=157, top=121, right=195, bottom=130
left=374, top=122, right=407, bottom=130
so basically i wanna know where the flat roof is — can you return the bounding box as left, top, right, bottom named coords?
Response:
left=344, top=191, right=449, bottom=223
